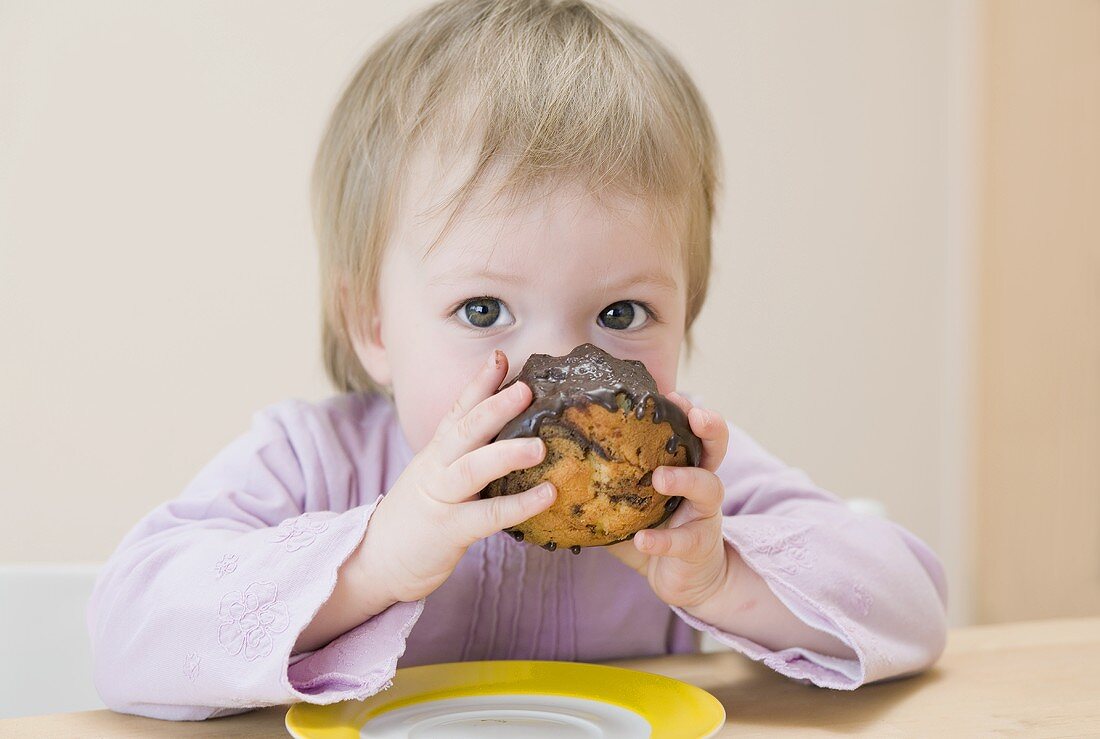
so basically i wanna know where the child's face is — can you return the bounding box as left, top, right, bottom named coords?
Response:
left=355, top=149, right=689, bottom=452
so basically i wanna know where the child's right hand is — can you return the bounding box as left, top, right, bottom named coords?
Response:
left=353, top=349, right=556, bottom=606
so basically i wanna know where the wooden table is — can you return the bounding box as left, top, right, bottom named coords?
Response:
left=3, top=618, right=1098, bottom=737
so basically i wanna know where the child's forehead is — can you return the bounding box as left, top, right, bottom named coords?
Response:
left=412, top=200, right=685, bottom=302
left=397, top=142, right=684, bottom=268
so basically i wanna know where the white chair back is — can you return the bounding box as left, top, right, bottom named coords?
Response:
left=0, top=564, right=104, bottom=719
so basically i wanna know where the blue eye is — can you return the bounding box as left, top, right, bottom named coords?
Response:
left=598, top=301, right=649, bottom=331
left=456, top=297, right=515, bottom=329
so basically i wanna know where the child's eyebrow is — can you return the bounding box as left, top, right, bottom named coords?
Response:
left=428, top=269, right=525, bottom=287
left=429, top=269, right=678, bottom=293
left=429, top=267, right=677, bottom=292
left=599, top=272, right=680, bottom=294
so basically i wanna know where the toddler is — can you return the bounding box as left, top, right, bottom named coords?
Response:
left=87, top=0, right=947, bottom=720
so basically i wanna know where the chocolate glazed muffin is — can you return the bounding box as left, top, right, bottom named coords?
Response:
left=479, top=343, right=702, bottom=553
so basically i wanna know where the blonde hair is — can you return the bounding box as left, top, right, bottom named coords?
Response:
left=312, top=0, right=721, bottom=394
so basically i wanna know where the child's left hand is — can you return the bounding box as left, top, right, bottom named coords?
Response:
left=606, top=393, right=731, bottom=610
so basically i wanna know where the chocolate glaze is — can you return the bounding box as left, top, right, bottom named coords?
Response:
left=491, top=344, right=703, bottom=551
left=495, top=343, right=702, bottom=465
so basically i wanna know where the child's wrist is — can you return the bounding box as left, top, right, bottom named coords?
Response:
left=293, top=520, right=402, bottom=653
left=347, top=527, right=402, bottom=617
left=680, top=544, right=744, bottom=625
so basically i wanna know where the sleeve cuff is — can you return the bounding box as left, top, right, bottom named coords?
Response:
left=277, top=498, right=427, bottom=704
left=669, top=518, right=868, bottom=690
left=669, top=603, right=865, bottom=690
left=286, top=598, right=424, bottom=702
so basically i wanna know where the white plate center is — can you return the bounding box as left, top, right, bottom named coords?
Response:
left=360, top=694, right=652, bottom=738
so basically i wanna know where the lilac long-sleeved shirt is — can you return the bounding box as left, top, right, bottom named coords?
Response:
left=86, top=391, right=947, bottom=720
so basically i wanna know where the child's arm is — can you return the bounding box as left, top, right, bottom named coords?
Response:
left=84, top=398, right=420, bottom=721
left=673, top=411, right=948, bottom=689
left=679, top=547, right=860, bottom=660
left=610, top=393, right=947, bottom=689
left=87, top=355, right=555, bottom=721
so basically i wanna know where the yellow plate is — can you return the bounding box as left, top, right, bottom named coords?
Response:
left=285, top=660, right=725, bottom=738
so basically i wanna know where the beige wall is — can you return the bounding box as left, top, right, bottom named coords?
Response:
left=0, top=1, right=976, bottom=624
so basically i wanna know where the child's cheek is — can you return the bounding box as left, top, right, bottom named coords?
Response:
left=627, top=350, right=679, bottom=396
left=412, top=392, right=453, bottom=453
left=395, top=372, right=472, bottom=454
left=649, top=365, right=677, bottom=396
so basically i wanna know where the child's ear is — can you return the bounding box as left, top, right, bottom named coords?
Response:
left=349, top=311, right=392, bottom=389
left=342, top=282, right=391, bottom=389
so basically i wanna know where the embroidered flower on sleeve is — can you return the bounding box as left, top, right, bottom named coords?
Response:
left=270, top=514, right=329, bottom=552
left=185, top=652, right=201, bottom=681
left=218, top=581, right=290, bottom=661
left=850, top=582, right=874, bottom=616
left=214, top=553, right=239, bottom=579
left=739, top=525, right=814, bottom=576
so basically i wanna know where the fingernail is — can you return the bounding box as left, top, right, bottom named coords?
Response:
left=487, top=349, right=503, bottom=370
left=526, top=438, right=544, bottom=456
left=536, top=482, right=555, bottom=500
left=637, top=531, right=650, bottom=547
left=657, top=467, right=676, bottom=489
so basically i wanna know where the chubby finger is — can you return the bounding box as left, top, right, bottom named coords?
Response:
left=605, top=538, right=648, bottom=576
left=653, top=465, right=724, bottom=518
left=634, top=517, right=721, bottom=562
left=437, top=349, right=509, bottom=437
left=434, top=379, right=533, bottom=464
left=436, top=437, right=546, bottom=503
left=450, top=481, right=556, bottom=545
left=686, top=406, right=728, bottom=473
left=665, top=391, right=694, bottom=415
